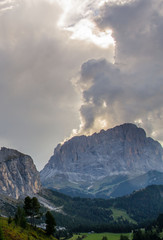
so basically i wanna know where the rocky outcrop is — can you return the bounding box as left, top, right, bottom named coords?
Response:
left=40, top=123, right=163, bottom=197
left=0, top=147, right=41, bottom=199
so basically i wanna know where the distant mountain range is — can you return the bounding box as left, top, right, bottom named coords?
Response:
left=40, top=123, right=163, bottom=198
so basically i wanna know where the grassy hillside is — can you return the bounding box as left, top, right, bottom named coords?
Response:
left=0, top=217, right=56, bottom=240
left=110, top=208, right=136, bottom=224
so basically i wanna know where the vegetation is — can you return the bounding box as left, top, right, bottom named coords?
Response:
left=0, top=216, right=57, bottom=240
left=157, top=214, right=163, bottom=231
left=39, top=188, right=136, bottom=231
left=24, top=196, right=42, bottom=227
left=0, top=223, right=5, bottom=240
left=45, top=211, right=56, bottom=236
left=1, top=184, right=163, bottom=238
left=111, top=208, right=136, bottom=224
left=133, top=229, right=161, bottom=240
left=14, top=206, right=27, bottom=228
left=120, top=235, right=129, bottom=240
left=0, top=196, right=59, bottom=239
left=69, top=232, right=131, bottom=240
left=38, top=185, right=163, bottom=231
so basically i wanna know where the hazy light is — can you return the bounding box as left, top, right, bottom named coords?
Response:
left=135, top=119, right=143, bottom=125
left=54, top=0, right=115, bottom=49
left=0, top=0, right=16, bottom=12
left=103, top=101, right=107, bottom=108
left=68, top=19, right=115, bottom=48
left=95, top=118, right=108, bottom=129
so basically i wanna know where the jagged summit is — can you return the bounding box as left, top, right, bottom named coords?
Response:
left=0, top=147, right=41, bottom=199
left=40, top=123, right=163, bottom=198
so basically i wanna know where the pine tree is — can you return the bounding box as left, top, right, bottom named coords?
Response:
left=24, top=196, right=41, bottom=227
left=14, top=207, right=27, bottom=228
left=45, top=211, right=56, bottom=236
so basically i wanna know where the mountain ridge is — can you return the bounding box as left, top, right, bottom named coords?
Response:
left=40, top=123, right=163, bottom=198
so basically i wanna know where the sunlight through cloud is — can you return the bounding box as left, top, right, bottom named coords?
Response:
left=55, top=0, right=115, bottom=48
left=69, top=19, right=115, bottom=48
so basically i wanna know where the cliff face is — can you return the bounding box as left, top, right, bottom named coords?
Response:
left=41, top=123, right=163, bottom=180
left=40, top=123, right=163, bottom=197
left=0, top=147, right=41, bottom=199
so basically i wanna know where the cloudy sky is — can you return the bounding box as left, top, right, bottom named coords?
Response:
left=0, top=0, right=162, bottom=170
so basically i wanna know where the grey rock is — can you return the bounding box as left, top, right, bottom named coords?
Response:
left=40, top=123, right=163, bottom=197
left=0, top=147, right=41, bottom=199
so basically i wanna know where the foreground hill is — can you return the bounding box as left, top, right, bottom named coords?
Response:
left=0, top=147, right=41, bottom=199
left=0, top=217, right=56, bottom=240
left=40, top=123, right=163, bottom=198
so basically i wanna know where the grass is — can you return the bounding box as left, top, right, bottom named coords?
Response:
left=110, top=208, right=137, bottom=224
left=0, top=217, right=57, bottom=240
left=69, top=232, right=132, bottom=240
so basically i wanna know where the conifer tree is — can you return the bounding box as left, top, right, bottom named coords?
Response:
left=24, top=196, right=41, bottom=227
left=45, top=211, right=56, bottom=236
left=14, top=207, right=27, bottom=228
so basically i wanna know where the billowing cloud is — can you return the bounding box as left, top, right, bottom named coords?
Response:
left=73, top=0, right=163, bottom=145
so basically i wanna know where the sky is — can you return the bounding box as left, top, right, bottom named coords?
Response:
left=0, top=0, right=162, bottom=171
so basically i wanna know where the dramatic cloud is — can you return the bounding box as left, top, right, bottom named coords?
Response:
left=0, top=0, right=162, bottom=170
left=74, top=0, right=163, bottom=145
left=56, top=0, right=115, bottom=48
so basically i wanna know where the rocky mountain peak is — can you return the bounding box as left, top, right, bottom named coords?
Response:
left=40, top=123, right=163, bottom=197
left=0, top=147, right=41, bottom=199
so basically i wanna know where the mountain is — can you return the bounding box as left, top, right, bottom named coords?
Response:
left=0, top=147, right=41, bottom=199
left=40, top=123, right=163, bottom=198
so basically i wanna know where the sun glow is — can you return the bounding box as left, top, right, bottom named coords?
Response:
left=54, top=0, right=115, bottom=49
left=68, top=19, right=115, bottom=48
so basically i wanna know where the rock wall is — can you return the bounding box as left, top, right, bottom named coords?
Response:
left=0, top=147, right=41, bottom=199
left=41, top=123, right=163, bottom=186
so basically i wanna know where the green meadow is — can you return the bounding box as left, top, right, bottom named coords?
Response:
left=69, top=232, right=132, bottom=240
